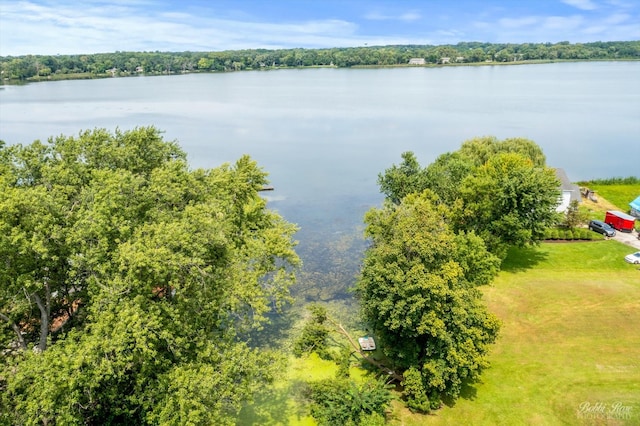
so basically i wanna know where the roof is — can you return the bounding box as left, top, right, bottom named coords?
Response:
left=606, top=210, right=636, bottom=221
left=358, top=336, right=376, bottom=351
left=630, top=195, right=640, bottom=210
left=554, top=168, right=581, bottom=203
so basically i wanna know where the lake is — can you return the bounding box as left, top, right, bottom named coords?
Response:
left=1, top=62, right=639, bottom=300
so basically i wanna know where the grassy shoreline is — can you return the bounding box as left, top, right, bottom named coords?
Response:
left=240, top=240, right=640, bottom=425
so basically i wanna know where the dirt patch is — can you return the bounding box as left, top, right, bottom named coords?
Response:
left=580, top=194, right=619, bottom=213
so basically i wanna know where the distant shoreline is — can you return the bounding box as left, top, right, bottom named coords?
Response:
left=3, top=58, right=639, bottom=86
left=3, top=40, right=639, bottom=85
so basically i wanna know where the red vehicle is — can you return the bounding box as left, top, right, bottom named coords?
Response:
left=604, top=210, right=636, bottom=233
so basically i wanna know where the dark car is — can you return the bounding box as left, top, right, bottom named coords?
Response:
left=588, top=220, right=616, bottom=237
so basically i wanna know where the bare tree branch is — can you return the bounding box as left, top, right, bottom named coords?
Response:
left=325, top=316, right=403, bottom=382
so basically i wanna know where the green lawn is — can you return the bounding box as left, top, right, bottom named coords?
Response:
left=391, top=241, right=640, bottom=425
left=240, top=240, right=640, bottom=425
left=585, top=184, right=640, bottom=213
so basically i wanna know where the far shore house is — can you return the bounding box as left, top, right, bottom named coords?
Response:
left=554, top=168, right=581, bottom=212
left=408, top=58, right=425, bottom=65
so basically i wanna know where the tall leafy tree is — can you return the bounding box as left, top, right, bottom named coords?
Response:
left=458, top=136, right=547, bottom=168
left=456, top=152, right=560, bottom=259
left=377, top=151, right=428, bottom=204
left=378, top=137, right=559, bottom=259
left=0, top=127, right=299, bottom=424
left=356, top=192, right=501, bottom=410
left=422, top=152, right=475, bottom=205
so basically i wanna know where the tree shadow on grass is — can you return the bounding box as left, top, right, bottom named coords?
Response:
left=442, top=380, right=479, bottom=408
left=500, top=245, right=549, bottom=273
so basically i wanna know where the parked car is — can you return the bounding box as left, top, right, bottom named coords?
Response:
left=588, top=220, right=616, bottom=237
left=624, top=251, right=640, bottom=264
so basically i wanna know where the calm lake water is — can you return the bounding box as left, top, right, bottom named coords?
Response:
left=2, top=62, right=639, bottom=299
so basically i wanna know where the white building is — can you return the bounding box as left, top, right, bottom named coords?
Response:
left=554, top=168, right=581, bottom=212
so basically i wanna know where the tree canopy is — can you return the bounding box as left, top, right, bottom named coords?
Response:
left=377, top=151, right=428, bottom=205
left=455, top=151, right=560, bottom=257
left=356, top=191, right=501, bottom=409
left=0, top=127, right=300, bottom=424
left=378, top=136, right=560, bottom=259
left=361, top=136, right=560, bottom=409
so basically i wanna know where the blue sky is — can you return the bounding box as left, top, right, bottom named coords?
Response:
left=1, top=0, right=639, bottom=56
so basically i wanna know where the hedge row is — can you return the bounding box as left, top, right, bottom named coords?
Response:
left=544, top=227, right=603, bottom=241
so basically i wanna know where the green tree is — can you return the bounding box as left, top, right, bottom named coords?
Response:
left=562, top=199, right=587, bottom=229
left=458, top=136, right=547, bottom=168
left=0, top=127, right=300, bottom=424
left=377, top=151, right=428, bottom=204
left=304, top=377, right=392, bottom=426
left=422, top=152, right=475, bottom=205
left=356, top=192, right=501, bottom=408
left=456, top=152, right=560, bottom=258
left=401, top=367, right=431, bottom=412
left=197, top=57, right=213, bottom=70
left=293, top=304, right=331, bottom=359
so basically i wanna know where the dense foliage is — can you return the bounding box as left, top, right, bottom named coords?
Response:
left=378, top=136, right=560, bottom=259
left=360, top=137, right=561, bottom=410
left=292, top=304, right=331, bottom=359
left=304, top=377, right=392, bottom=426
left=2, top=40, right=639, bottom=82
left=0, top=127, right=300, bottom=424
left=357, top=191, right=502, bottom=410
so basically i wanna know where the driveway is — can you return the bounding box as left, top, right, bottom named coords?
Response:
left=611, top=229, right=640, bottom=250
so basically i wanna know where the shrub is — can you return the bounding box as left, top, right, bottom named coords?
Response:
left=304, top=377, right=393, bottom=425
left=293, top=305, right=331, bottom=359
left=401, top=367, right=432, bottom=413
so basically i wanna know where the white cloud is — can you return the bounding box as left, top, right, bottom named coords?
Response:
left=542, top=15, right=585, bottom=30
left=603, top=13, right=631, bottom=24
left=562, top=0, right=599, bottom=11
left=0, top=1, right=366, bottom=55
left=498, top=16, right=540, bottom=28
left=1, top=0, right=637, bottom=56
left=364, top=9, right=421, bottom=22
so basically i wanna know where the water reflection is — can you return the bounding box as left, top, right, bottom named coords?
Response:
left=1, top=63, right=638, bottom=303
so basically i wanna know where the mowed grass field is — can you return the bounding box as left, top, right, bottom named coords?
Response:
left=586, top=184, right=640, bottom=215
left=392, top=241, right=640, bottom=426
left=241, top=240, right=640, bottom=425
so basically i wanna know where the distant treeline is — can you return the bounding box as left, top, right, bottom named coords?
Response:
left=578, top=176, right=640, bottom=186
left=2, top=40, right=639, bottom=82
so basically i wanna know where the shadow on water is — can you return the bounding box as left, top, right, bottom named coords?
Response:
left=245, top=306, right=302, bottom=349
left=238, top=379, right=310, bottom=425
left=500, top=245, right=549, bottom=273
